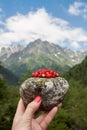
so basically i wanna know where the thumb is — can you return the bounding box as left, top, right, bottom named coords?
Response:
left=23, top=96, right=41, bottom=122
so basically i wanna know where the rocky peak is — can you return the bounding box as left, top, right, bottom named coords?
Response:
left=0, top=44, right=24, bottom=58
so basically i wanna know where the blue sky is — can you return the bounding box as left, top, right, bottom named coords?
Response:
left=0, top=0, right=87, bottom=51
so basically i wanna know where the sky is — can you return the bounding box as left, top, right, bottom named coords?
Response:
left=0, top=0, right=87, bottom=51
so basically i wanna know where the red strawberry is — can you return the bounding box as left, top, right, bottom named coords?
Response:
left=55, top=73, right=59, bottom=77
left=32, top=72, right=35, bottom=77
left=32, top=69, right=59, bottom=78
left=46, top=73, right=51, bottom=78
left=41, top=73, right=46, bottom=77
left=34, top=72, right=39, bottom=77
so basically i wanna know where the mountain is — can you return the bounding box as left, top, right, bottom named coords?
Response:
left=63, top=48, right=87, bottom=65
left=0, top=44, right=24, bottom=58
left=0, top=39, right=87, bottom=78
left=0, top=62, right=18, bottom=85
left=65, top=55, right=87, bottom=85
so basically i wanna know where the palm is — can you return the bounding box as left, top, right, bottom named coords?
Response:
left=32, top=119, right=42, bottom=130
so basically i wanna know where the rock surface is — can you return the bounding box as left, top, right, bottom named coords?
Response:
left=20, top=77, right=69, bottom=111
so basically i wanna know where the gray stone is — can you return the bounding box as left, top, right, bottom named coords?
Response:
left=20, top=77, right=69, bottom=111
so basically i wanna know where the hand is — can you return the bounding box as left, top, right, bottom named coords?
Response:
left=12, top=96, right=62, bottom=130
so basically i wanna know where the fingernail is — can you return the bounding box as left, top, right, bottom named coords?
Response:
left=34, top=96, right=41, bottom=103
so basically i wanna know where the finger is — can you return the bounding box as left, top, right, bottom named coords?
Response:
left=40, top=107, right=58, bottom=130
left=23, top=96, right=41, bottom=122
left=14, top=98, right=25, bottom=118
left=36, top=103, right=62, bottom=124
left=57, top=103, right=62, bottom=108
left=13, top=98, right=25, bottom=125
left=36, top=112, right=48, bottom=124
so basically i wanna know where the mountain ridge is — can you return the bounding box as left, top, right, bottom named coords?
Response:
left=0, top=39, right=87, bottom=78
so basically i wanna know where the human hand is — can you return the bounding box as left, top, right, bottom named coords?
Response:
left=12, top=96, right=62, bottom=130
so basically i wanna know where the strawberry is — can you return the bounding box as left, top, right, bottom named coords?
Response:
left=41, top=73, right=46, bottom=77
left=32, top=69, right=59, bottom=78
left=55, top=73, right=59, bottom=77
left=46, top=73, right=51, bottom=78
left=32, top=72, right=35, bottom=77
left=34, top=72, right=39, bottom=77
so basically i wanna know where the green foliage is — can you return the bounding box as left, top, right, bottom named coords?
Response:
left=62, top=56, right=87, bottom=130
left=47, top=109, right=73, bottom=130
left=0, top=78, right=7, bottom=98
left=0, top=79, right=19, bottom=130
left=65, top=56, right=87, bottom=85
left=62, top=79, right=87, bottom=130
left=19, top=69, right=32, bottom=84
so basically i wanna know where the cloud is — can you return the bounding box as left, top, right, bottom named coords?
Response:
left=68, top=1, right=87, bottom=19
left=0, top=8, right=87, bottom=50
left=71, top=41, right=80, bottom=49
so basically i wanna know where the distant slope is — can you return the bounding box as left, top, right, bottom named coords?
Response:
left=0, top=63, right=18, bottom=85
left=65, top=55, right=87, bottom=85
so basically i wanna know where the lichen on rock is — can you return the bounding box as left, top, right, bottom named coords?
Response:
left=20, top=76, right=69, bottom=111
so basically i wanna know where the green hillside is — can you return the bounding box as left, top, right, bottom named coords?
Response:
left=62, top=55, right=87, bottom=130
left=65, top=55, right=87, bottom=85
left=0, top=62, right=18, bottom=85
